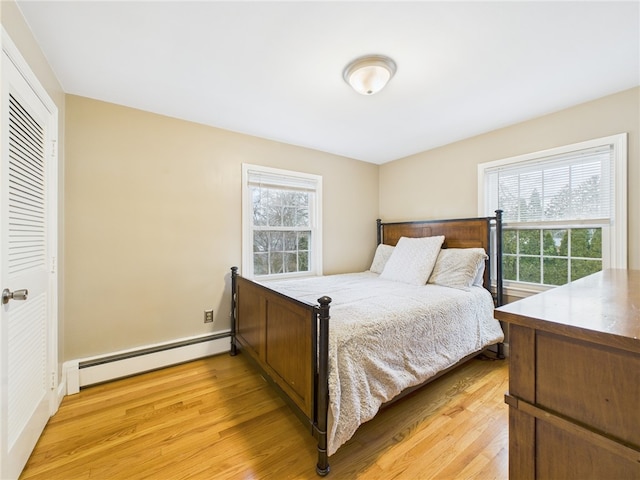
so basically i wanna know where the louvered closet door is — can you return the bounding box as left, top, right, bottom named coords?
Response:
left=1, top=42, right=57, bottom=480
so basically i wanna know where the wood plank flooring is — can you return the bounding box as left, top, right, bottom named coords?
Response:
left=20, top=351, right=508, bottom=480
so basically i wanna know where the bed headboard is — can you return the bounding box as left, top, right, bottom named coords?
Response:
left=376, top=211, right=503, bottom=306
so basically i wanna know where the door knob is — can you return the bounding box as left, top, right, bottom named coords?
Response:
left=2, top=288, right=28, bottom=305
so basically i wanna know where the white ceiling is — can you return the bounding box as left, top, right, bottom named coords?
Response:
left=16, top=1, right=640, bottom=164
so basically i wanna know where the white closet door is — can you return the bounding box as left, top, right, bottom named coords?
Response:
left=1, top=31, right=58, bottom=480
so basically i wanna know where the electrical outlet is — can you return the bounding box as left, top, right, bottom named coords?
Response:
left=204, top=310, right=214, bottom=323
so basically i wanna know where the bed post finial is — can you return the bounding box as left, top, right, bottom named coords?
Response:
left=318, top=296, right=331, bottom=307
left=230, top=267, right=238, bottom=356
left=316, top=295, right=332, bottom=476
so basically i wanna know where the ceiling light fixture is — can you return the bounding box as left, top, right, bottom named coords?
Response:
left=343, top=55, right=397, bottom=95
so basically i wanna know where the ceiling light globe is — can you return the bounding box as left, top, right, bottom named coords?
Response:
left=343, top=55, right=397, bottom=95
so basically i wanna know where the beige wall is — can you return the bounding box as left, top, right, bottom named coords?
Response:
left=65, top=95, right=379, bottom=359
left=380, top=87, right=640, bottom=269
left=1, top=0, right=66, bottom=371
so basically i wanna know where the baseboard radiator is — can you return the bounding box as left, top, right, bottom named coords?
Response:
left=64, top=331, right=231, bottom=394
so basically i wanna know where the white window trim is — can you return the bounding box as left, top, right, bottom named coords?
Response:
left=241, top=163, right=323, bottom=280
left=478, top=133, right=627, bottom=294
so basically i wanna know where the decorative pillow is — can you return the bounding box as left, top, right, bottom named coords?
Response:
left=369, top=244, right=395, bottom=274
left=380, top=235, right=445, bottom=285
left=428, top=248, right=488, bottom=290
left=473, top=261, right=487, bottom=287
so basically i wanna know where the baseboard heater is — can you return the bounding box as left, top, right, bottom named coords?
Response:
left=65, top=331, right=230, bottom=394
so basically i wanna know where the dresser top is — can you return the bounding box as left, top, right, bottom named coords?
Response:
left=495, top=269, right=640, bottom=353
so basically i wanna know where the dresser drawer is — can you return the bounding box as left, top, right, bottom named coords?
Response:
left=535, top=419, right=640, bottom=479
left=535, top=331, right=640, bottom=445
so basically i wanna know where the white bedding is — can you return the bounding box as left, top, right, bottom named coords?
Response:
left=264, top=271, right=504, bottom=456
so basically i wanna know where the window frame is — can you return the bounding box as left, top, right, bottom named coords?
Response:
left=242, top=163, right=323, bottom=280
left=478, top=133, right=627, bottom=295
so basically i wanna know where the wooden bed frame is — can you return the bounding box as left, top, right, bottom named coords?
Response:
left=229, top=211, right=504, bottom=476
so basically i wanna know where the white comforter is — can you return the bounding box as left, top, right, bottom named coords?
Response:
left=264, top=271, right=504, bottom=456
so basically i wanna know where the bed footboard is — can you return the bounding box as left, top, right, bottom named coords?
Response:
left=230, top=267, right=332, bottom=475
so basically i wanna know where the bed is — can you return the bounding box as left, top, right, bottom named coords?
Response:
left=229, top=211, right=505, bottom=475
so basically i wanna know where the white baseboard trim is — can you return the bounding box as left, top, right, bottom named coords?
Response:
left=56, top=374, right=66, bottom=407
left=63, top=331, right=231, bottom=395
left=63, top=361, right=79, bottom=395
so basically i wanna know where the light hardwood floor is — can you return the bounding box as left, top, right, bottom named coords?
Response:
left=20, top=352, right=508, bottom=480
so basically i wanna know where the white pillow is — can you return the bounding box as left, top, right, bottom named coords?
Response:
left=380, top=236, right=445, bottom=285
left=428, top=248, right=488, bottom=290
left=369, top=244, right=395, bottom=274
left=473, top=261, right=487, bottom=287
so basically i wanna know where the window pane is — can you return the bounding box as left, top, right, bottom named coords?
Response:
left=295, top=192, right=309, bottom=206
left=253, top=231, right=269, bottom=252
left=298, top=232, right=309, bottom=250
left=295, top=207, right=309, bottom=227
left=267, top=206, right=283, bottom=226
left=543, top=166, right=571, bottom=220
left=282, top=206, right=297, bottom=227
left=253, top=206, right=268, bottom=226
left=519, top=230, right=540, bottom=255
left=571, top=259, right=602, bottom=281
left=543, top=258, right=568, bottom=286
left=298, top=251, right=309, bottom=271
left=284, top=253, right=298, bottom=273
left=519, top=172, right=543, bottom=222
left=269, top=252, right=284, bottom=274
left=269, top=189, right=284, bottom=206
left=251, top=188, right=268, bottom=226
left=571, top=228, right=601, bottom=259
left=498, top=174, right=519, bottom=222
left=543, top=230, right=557, bottom=256
left=254, top=253, right=269, bottom=275
left=543, top=229, right=567, bottom=256
left=519, top=257, right=540, bottom=283
left=284, top=231, right=297, bottom=250
left=283, top=190, right=294, bottom=204
left=269, top=231, right=284, bottom=251
left=503, top=255, right=517, bottom=281
left=503, top=230, right=517, bottom=255
left=571, top=162, right=602, bottom=218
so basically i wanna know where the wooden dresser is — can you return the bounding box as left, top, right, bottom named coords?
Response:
left=495, top=269, right=640, bottom=479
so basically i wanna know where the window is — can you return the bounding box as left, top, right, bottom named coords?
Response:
left=242, top=164, right=322, bottom=279
left=479, top=134, right=627, bottom=291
